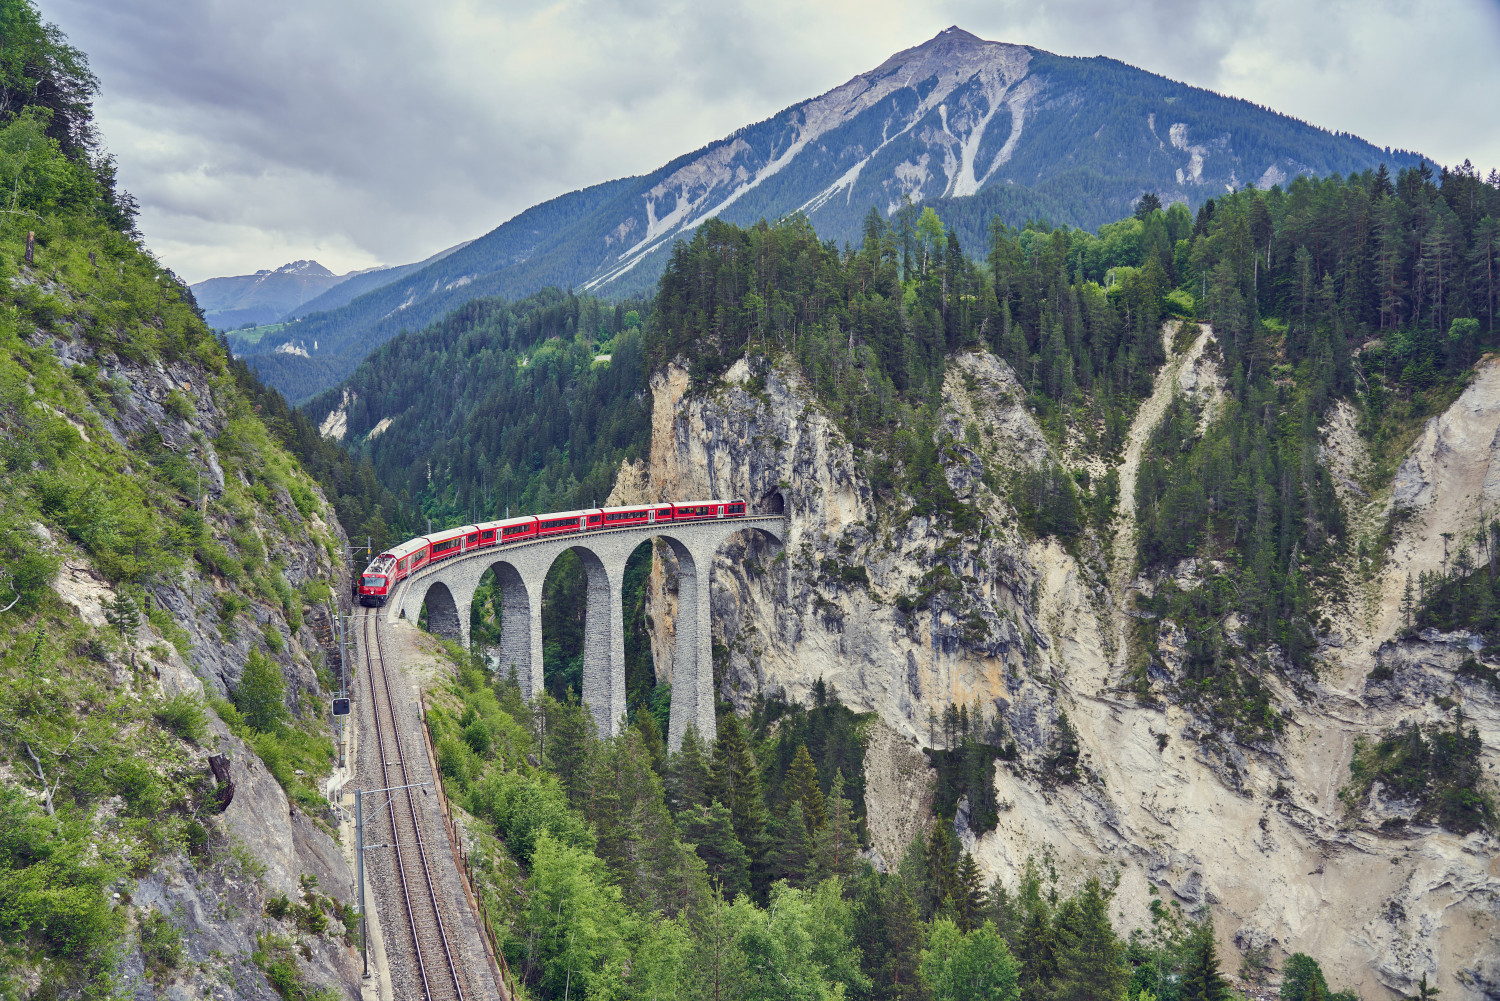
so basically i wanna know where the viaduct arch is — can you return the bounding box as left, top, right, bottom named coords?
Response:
left=385, top=516, right=785, bottom=748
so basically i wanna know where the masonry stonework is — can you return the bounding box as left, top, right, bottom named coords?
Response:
left=384, top=517, right=784, bottom=746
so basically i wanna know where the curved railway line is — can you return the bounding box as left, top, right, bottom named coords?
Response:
left=360, top=608, right=466, bottom=1001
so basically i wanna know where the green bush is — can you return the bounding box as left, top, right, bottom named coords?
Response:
left=154, top=693, right=208, bottom=744
left=138, top=908, right=184, bottom=981
left=467, top=770, right=594, bottom=862
left=287, top=480, right=317, bottom=520
left=234, top=649, right=287, bottom=733
left=164, top=390, right=194, bottom=421
left=0, top=786, right=122, bottom=960
left=0, top=518, right=60, bottom=613
left=112, top=758, right=166, bottom=816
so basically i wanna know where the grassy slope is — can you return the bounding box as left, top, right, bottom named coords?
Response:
left=0, top=213, right=351, bottom=996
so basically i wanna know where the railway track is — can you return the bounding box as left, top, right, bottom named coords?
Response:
left=361, top=608, right=466, bottom=1001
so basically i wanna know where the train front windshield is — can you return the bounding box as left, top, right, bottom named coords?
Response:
left=361, top=575, right=386, bottom=588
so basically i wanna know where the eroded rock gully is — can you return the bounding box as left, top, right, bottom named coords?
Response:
left=612, top=342, right=1499, bottom=1001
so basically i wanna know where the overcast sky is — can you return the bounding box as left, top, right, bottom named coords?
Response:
left=42, top=0, right=1500, bottom=284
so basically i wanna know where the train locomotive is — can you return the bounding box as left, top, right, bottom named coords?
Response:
left=357, top=499, right=748, bottom=606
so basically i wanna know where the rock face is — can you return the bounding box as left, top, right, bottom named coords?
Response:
left=24, top=324, right=362, bottom=999
left=620, top=341, right=1499, bottom=1001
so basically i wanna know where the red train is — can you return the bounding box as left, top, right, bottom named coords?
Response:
left=357, top=499, right=747, bottom=606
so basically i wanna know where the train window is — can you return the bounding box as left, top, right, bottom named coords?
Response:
left=589, top=515, right=601, bottom=524
left=482, top=530, right=495, bottom=541
left=361, top=575, right=385, bottom=587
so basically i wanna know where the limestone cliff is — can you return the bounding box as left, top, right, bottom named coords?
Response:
left=613, top=336, right=1499, bottom=1001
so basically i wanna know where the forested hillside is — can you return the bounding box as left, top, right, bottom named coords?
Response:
left=646, top=161, right=1500, bottom=735
left=425, top=644, right=1375, bottom=1001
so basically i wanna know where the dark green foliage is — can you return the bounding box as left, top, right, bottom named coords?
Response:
left=541, top=549, right=587, bottom=698
left=679, top=802, right=751, bottom=899
left=1343, top=714, right=1493, bottom=833
left=1043, top=711, right=1082, bottom=785
left=1280, top=953, right=1334, bottom=1001
left=784, top=743, right=828, bottom=832
left=665, top=724, right=712, bottom=814
left=1053, top=878, right=1130, bottom=1001
left=709, top=712, right=769, bottom=871
left=928, top=700, right=1011, bottom=834
left=303, top=288, right=651, bottom=528
left=1013, top=463, right=1085, bottom=540
left=853, top=869, right=928, bottom=1001
left=771, top=800, right=817, bottom=887
left=234, top=648, right=288, bottom=733
left=1179, top=919, right=1231, bottom=1001
left=752, top=679, right=871, bottom=831
left=1406, top=525, right=1500, bottom=649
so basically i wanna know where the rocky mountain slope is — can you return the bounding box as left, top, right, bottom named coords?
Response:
left=1, top=224, right=365, bottom=998
left=608, top=339, right=1497, bottom=1001
left=241, top=26, right=1419, bottom=403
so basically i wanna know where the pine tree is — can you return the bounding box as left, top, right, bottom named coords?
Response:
left=1410, top=972, right=1440, bottom=1001
left=104, top=591, right=140, bottom=640
left=774, top=801, right=816, bottom=886
left=856, top=873, right=927, bottom=1001
left=1017, top=891, right=1058, bottom=1001
left=1053, top=877, right=1129, bottom=1001
left=815, top=769, right=860, bottom=879
left=924, top=822, right=959, bottom=918
left=1180, top=920, right=1231, bottom=1001
left=665, top=723, right=711, bottom=814
left=956, top=852, right=985, bottom=932
left=1280, top=953, right=1338, bottom=1001
left=543, top=694, right=596, bottom=809
left=632, top=705, right=666, bottom=774
left=708, top=713, right=768, bottom=872
left=679, top=802, right=752, bottom=900
left=685, top=881, right=750, bottom=1001
left=785, top=743, right=827, bottom=832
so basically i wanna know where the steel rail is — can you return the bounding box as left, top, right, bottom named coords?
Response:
left=363, top=609, right=465, bottom=1001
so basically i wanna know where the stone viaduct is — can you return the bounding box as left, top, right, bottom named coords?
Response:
left=382, top=516, right=785, bottom=748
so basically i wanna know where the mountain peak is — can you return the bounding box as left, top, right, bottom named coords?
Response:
left=274, top=260, right=335, bottom=278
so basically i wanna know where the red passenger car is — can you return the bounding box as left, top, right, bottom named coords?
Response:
left=672, top=499, right=747, bottom=521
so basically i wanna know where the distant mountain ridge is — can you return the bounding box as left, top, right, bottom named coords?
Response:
left=191, top=259, right=350, bottom=329
left=240, top=26, right=1423, bottom=402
